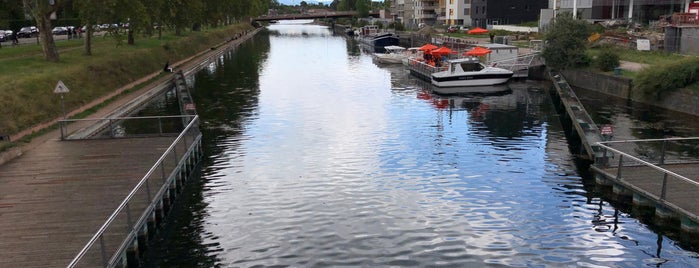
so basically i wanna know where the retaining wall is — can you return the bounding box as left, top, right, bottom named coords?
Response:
left=562, top=69, right=699, bottom=117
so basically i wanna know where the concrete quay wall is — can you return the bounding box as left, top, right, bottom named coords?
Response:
left=562, top=69, right=699, bottom=117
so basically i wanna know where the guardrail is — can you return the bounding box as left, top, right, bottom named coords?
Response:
left=67, top=115, right=202, bottom=268
left=595, top=137, right=699, bottom=204
left=59, top=115, right=190, bottom=140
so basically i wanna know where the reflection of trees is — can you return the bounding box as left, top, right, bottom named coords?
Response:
left=142, top=33, right=269, bottom=267
left=192, top=32, right=270, bottom=166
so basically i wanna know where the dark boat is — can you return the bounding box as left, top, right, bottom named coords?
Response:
left=357, top=25, right=399, bottom=53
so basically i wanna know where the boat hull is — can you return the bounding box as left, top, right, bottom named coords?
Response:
left=431, top=73, right=513, bottom=87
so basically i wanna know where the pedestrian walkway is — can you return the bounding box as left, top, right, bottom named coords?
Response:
left=0, top=137, right=176, bottom=267
left=0, top=26, right=261, bottom=267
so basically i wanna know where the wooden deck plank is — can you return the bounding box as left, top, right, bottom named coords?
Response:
left=601, top=163, right=699, bottom=218
left=0, top=136, right=177, bottom=267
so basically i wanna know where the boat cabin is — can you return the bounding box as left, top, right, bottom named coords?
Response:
left=448, top=57, right=485, bottom=73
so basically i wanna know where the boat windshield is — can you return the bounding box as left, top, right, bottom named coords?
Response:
left=460, top=62, right=484, bottom=72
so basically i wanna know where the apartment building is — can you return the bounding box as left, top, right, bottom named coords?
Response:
left=445, top=0, right=473, bottom=26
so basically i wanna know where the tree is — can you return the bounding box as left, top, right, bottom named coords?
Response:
left=356, top=0, right=370, bottom=17
left=23, top=0, right=61, bottom=62
left=542, top=12, right=591, bottom=70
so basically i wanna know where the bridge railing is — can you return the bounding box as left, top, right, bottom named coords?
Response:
left=594, top=138, right=699, bottom=205
left=59, top=115, right=192, bottom=140
left=67, top=116, right=201, bottom=268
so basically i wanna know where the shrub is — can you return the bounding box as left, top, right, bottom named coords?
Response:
left=595, top=49, right=620, bottom=72
left=634, top=57, right=699, bottom=99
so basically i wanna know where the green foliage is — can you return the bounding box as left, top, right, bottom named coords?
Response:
left=0, top=24, right=254, bottom=135
left=594, top=49, right=620, bottom=72
left=634, top=57, right=699, bottom=100
left=542, top=12, right=591, bottom=70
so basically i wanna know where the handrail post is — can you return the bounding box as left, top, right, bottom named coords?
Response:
left=109, top=119, right=115, bottom=138
left=158, top=117, right=163, bottom=136
left=161, top=162, right=167, bottom=183
left=126, top=203, right=132, bottom=231
left=145, top=178, right=152, bottom=202
left=60, top=120, right=66, bottom=140
left=660, top=173, right=669, bottom=200
left=659, top=140, right=667, bottom=165
left=616, top=154, right=623, bottom=180
left=99, top=235, right=108, bottom=267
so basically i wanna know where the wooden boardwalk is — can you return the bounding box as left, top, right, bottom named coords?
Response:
left=0, top=136, right=176, bottom=268
left=594, top=163, right=699, bottom=221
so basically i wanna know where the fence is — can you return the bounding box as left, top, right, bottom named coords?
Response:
left=67, top=116, right=202, bottom=267
left=594, top=138, right=699, bottom=217
left=59, top=115, right=192, bottom=140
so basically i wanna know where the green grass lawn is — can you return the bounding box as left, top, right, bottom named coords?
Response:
left=0, top=24, right=253, bottom=140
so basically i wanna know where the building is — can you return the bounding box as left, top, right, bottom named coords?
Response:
left=471, top=0, right=549, bottom=28
left=445, top=0, right=472, bottom=26
left=414, top=0, right=439, bottom=27
left=553, top=0, right=690, bottom=23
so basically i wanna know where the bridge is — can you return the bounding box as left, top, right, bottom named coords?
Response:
left=253, top=11, right=380, bottom=22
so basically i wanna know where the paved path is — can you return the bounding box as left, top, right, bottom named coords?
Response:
left=619, top=60, right=649, bottom=71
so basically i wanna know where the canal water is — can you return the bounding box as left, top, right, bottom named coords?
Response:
left=143, top=22, right=699, bottom=267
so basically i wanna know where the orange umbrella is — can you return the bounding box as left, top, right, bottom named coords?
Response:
left=418, top=43, right=438, bottom=51
left=430, top=46, right=453, bottom=56
left=467, top=27, right=489, bottom=34
left=464, top=46, right=492, bottom=56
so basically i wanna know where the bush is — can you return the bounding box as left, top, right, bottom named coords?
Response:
left=634, top=57, right=699, bottom=99
left=595, top=49, right=620, bottom=72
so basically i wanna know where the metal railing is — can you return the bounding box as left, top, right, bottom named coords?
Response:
left=59, top=115, right=191, bottom=140
left=67, top=115, right=201, bottom=268
left=595, top=138, right=699, bottom=205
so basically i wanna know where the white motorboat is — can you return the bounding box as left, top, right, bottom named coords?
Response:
left=431, top=57, right=513, bottom=87
left=373, top=46, right=407, bottom=64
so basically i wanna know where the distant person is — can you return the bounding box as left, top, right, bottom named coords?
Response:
left=489, top=33, right=495, bottom=43
left=163, top=61, right=173, bottom=73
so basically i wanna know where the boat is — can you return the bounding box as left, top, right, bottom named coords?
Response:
left=431, top=57, right=513, bottom=87
left=357, top=25, right=400, bottom=53
left=373, top=46, right=407, bottom=64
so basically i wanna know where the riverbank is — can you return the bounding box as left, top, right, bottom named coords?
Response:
left=0, top=24, right=260, bottom=166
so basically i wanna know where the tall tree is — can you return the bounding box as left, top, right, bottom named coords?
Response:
left=542, top=12, right=591, bottom=70
left=74, top=0, right=110, bottom=55
left=23, top=0, right=60, bottom=62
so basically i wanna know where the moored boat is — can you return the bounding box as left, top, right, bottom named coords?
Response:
left=358, top=25, right=399, bottom=53
left=431, top=57, right=513, bottom=87
left=373, top=46, right=407, bottom=64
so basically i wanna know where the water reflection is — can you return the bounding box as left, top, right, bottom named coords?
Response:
left=143, top=22, right=699, bottom=267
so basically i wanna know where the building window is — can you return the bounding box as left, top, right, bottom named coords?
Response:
left=464, top=0, right=470, bottom=3
left=449, top=9, right=453, bottom=16
left=464, top=8, right=470, bottom=15
left=449, top=0, right=453, bottom=4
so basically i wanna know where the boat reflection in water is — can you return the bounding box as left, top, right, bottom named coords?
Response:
left=414, top=80, right=548, bottom=138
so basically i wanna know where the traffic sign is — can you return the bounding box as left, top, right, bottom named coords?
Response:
left=54, top=80, right=70, bottom=94
left=601, top=125, right=613, bottom=135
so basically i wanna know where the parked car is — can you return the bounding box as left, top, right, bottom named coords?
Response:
left=0, top=31, right=5, bottom=42
left=447, top=25, right=459, bottom=33
left=17, top=26, right=38, bottom=38
left=52, top=26, right=69, bottom=35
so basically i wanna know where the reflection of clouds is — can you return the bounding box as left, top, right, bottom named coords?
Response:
left=195, top=24, right=699, bottom=267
